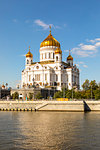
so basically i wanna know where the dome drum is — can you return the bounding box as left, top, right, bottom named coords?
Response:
left=55, top=48, right=62, bottom=54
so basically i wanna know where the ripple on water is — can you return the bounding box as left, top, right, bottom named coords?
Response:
left=0, top=111, right=100, bottom=150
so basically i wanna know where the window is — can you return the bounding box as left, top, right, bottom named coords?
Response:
left=42, top=54, right=43, bottom=59
left=49, top=53, right=51, bottom=59
left=27, top=59, right=29, bottom=64
left=29, top=75, right=31, bottom=82
left=35, top=74, right=40, bottom=81
left=53, top=53, right=54, bottom=59
left=45, top=74, right=47, bottom=81
left=50, top=74, right=52, bottom=81
left=45, top=53, right=47, bottom=59
left=36, top=66, right=39, bottom=69
left=61, top=74, right=63, bottom=81
left=56, top=74, right=58, bottom=81
left=31, top=60, right=32, bottom=64
left=56, top=56, right=58, bottom=61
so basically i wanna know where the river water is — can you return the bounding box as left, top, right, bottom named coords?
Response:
left=0, top=111, right=100, bottom=150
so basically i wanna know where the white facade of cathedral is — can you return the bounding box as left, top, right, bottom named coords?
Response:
left=21, top=29, right=80, bottom=91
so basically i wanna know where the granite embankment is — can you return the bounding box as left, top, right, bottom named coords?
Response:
left=0, top=100, right=100, bottom=111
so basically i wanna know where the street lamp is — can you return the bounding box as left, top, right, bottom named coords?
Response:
left=72, top=82, right=74, bottom=100
left=63, top=84, right=65, bottom=99
left=91, top=85, right=92, bottom=100
left=32, top=78, right=35, bottom=100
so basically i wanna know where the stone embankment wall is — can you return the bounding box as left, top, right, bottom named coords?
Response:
left=0, top=100, right=100, bottom=111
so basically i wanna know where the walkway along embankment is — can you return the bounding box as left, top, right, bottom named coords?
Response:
left=0, top=100, right=100, bottom=111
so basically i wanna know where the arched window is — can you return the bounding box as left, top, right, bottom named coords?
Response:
left=56, top=56, right=58, bottom=61
left=42, top=54, right=43, bottom=59
left=45, top=53, right=47, bottom=59
left=56, top=74, right=58, bottom=81
left=53, top=53, right=54, bottom=59
left=27, top=59, right=29, bottom=64
left=49, top=53, right=51, bottom=59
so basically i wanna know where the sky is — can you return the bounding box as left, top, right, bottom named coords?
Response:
left=0, top=0, right=100, bottom=88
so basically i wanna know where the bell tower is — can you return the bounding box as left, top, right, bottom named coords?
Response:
left=26, top=46, right=33, bottom=66
left=67, top=50, right=73, bottom=66
left=54, top=48, right=62, bottom=63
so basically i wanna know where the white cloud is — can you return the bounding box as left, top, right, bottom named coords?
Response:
left=71, top=38, right=100, bottom=57
left=89, top=40, right=95, bottom=43
left=76, top=61, right=88, bottom=68
left=13, top=19, right=18, bottom=23
left=20, top=54, right=26, bottom=57
left=81, top=44, right=96, bottom=51
left=83, top=64, right=88, bottom=68
left=79, top=61, right=84, bottom=64
left=95, top=42, right=100, bottom=47
left=55, top=25, right=61, bottom=29
left=25, top=20, right=30, bottom=23
left=34, top=19, right=49, bottom=30
left=64, top=50, right=69, bottom=52
left=95, top=38, right=100, bottom=41
left=63, top=24, right=67, bottom=27
left=34, top=19, right=61, bottom=30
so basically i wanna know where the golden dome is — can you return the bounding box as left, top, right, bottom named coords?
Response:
left=2, top=84, right=5, bottom=88
left=67, top=55, right=73, bottom=60
left=55, top=48, right=62, bottom=54
left=26, top=46, right=33, bottom=58
left=40, top=26, right=60, bottom=48
left=67, top=50, right=73, bottom=60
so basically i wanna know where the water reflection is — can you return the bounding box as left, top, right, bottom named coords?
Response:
left=0, top=112, right=100, bottom=150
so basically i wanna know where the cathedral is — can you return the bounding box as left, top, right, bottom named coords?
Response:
left=21, top=27, right=80, bottom=91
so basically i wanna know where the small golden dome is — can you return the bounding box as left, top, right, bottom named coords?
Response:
left=40, top=26, right=60, bottom=48
left=26, top=46, right=33, bottom=58
left=67, top=55, right=73, bottom=60
left=55, top=48, right=62, bottom=54
left=67, top=50, right=73, bottom=60
left=2, top=84, right=5, bottom=88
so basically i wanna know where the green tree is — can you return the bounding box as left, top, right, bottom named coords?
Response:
left=54, top=91, right=62, bottom=98
left=94, top=90, right=100, bottom=100
left=35, top=92, right=43, bottom=99
left=12, top=92, right=19, bottom=99
left=29, top=93, right=33, bottom=100
left=85, top=89, right=91, bottom=99
left=90, top=80, right=98, bottom=90
left=80, top=91, right=86, bottom=99
left=65, top=90, right=72, bottom=99
left=74, top=91, right=81, bottom=99
left=82, top=79, right=90, bottom=90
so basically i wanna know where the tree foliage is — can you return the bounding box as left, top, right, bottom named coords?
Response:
left=12, top=92, right=19, bottom=99
left=82, top=79, right=90, bottom=90
left=29, top=93, right=33, bottom=100
left=53, top=79, right=100, bottom=100
left=35, top=92, right=43, bottom=99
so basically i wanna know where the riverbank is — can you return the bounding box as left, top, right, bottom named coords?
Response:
left=0, top=100, right=100, bottom=111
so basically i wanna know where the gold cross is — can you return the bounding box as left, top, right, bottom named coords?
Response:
left=29, top=46, right=30, bottom=51
left=49, top=25, right=51, bottom=34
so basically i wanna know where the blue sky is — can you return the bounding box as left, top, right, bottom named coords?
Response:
left=0, top=0, right=100, bottom=88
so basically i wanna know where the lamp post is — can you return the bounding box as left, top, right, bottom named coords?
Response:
left=91, top=85, right=92, bottom=100
left=72, top=82, right=74, bottom=100
left=72, top=88, right=73, bottom=100
left=32, top=78, right=35, bottom=100
left=63, top=84, right=65, bottom=99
